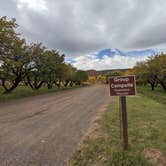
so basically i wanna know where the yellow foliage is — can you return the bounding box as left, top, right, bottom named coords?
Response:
left=88, top=76, right=97, bottom=84
left=123, top=69, right=134, bottom=76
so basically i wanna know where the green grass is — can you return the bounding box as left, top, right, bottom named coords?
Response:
left=137, top=85, right=166, bottom=105
left=71, top=88, right=166, bottom=166
left=0, top=85, right=80, bottom=102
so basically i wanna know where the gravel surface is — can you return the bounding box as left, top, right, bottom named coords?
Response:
left=0, top=85, right=109, bottom=166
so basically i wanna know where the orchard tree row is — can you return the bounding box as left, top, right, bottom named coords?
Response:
left=104, top=54, right=166, bottom=92
left=132, top=54, right=166, bottom=91
left=0, top=16, right=88, bottom=93
left=118, top=54, right=166, bottom=91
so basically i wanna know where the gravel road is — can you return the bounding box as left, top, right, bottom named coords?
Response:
left=0, top=85, right=109, bottom=166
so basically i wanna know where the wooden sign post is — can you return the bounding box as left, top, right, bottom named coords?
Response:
left=120, top=96, right=128, bottom=150
left=109, top=75, right=136, bottom=150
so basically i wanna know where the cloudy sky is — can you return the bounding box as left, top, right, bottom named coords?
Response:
left=0, top=0, right=166, bottom=70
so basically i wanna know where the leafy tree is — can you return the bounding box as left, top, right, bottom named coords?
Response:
left=0, top=16, right=85, bottom=93
left=132, top=54, right=166, bottom=91
left=0, top=16, right=17, bottom=56
left=26, top=43, right=46, bottom=90
left=123, top=69, right=134, bottom=76
left=42, top=50, right=65, bottom=89
left=74, top=70, right=88, bottom=85
left=61, top=64, right=76, bottom=87
left=0, top=17, right=32, bottom=93
left=147, top=54, right=166, bottom=91
left=105, top=70, right=122, bottom=83
left=133, top=61, right=157, bottom=90
left=88, top=76, right=96, bottom=84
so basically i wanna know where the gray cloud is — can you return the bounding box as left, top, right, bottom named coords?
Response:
left=1, top=0, right=166, bottom=56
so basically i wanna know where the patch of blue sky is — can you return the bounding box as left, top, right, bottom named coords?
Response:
left=65, top=57, right=76, bottom=63
left=95, top=48, right=158, bottom=59
left=95, top=49, right=116, bottom=59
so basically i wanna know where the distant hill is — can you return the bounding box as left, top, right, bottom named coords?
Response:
left=87, top=69, right=130, bottom=77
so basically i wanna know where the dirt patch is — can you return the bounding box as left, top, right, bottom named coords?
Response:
left=0, top=84, right=109, bottom=166
left=80, top=100, right=109, bottom=142
left=144, top=148, right=166, bottom=166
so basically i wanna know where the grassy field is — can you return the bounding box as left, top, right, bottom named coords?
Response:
left=137, top=85, right=166, bottom=105
left=71, top=86, right=166, bottom=166
left=0, top=85, right=80, bottom=102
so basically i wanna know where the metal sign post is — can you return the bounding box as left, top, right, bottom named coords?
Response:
left=109, top=75, right=136, bottom=151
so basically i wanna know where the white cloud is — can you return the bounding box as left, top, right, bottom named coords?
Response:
left=1, top=0, right=166, bottom=67
left=71, top=54, right=148, bottom=70
left=15, top=0, right=48, bottom=13
left=2, top=0, right=166, bottom=56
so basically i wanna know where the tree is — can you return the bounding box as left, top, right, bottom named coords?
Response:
left=97, top=75, right=106, bottom=83
left=0, top=16, right=17, bottom=56
left=105, top=70, right=122, bottom=83
left=26, top=43, right=46, bottom=90
left=74, top=70, right=88, bottom=85
left=0, top=16, right=85, bottom=93
left=147, top=54, right=166, bottom=91
left=132, top=54, right=166, bottom=91
left=0, top=17, right=32, bottom=93
left=42, top=50, right=65, bottom=89
left=61, top=64, right=76, bottom=87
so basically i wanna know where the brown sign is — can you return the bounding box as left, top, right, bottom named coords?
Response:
left=109, top=75, right=136, bottom=96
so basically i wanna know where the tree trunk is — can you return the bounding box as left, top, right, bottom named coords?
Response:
left=160, top=82, right=166, bottom=92
left=46, top=82, right=53, bottom=89
left=35, top=81, right=44, bottom=89
left=70, top=81, right=73, bottom=87
left=27, top=76, right=44, bottom=90
left=64, top=80, right=70, bottom=87
left=2, top=79, right=20, bottom=94
left=151, top=83, right=155, bottom=91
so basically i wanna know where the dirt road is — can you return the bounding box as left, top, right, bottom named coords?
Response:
left=0, top=85, right=109, bottom=166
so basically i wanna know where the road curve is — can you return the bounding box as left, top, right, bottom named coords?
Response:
left=0, top=85, right=109, bottom=166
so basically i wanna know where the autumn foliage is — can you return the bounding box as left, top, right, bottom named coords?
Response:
left=131, top=54, right=166, bottom=91
left=0, top=17, right=88, bottom=93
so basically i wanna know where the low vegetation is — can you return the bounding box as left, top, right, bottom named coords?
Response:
left=71, top=87, right=166, bottom=166
left=0, top=85, right=80, bottom=102
left=137, top=85, right=166, bottom=105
